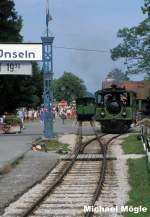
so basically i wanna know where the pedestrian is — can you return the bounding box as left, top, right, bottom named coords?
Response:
left=39, top=108, right=44, bottom=124
left=34, top=110, right=38, bottom=120
left=18, top=109, right=25, bottom=129
left=52, top=107, right=55, bottom=119
left=24, top=110, right=28, bottom=120
left=31, top=109, right=35, bottom=121
left=60, top=110, right=66, bottom=124
left=28, top=109, right=33, bottom=121
left=56, top=106, right=59, bottom=117
left=0, top=117, right=3, bottom=124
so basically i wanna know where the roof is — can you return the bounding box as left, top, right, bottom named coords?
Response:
left=98, top=85, right=135, bottom=95
left=121, top=81, right=150, bottom=99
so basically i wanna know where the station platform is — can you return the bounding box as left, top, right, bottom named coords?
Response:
left=0, top=134, right=33, bottom=173
left=0, top=120, right=63, bottom=215
left=0, top=118, right=74, bottom=173
left=0, top=118, right=100, bottom=173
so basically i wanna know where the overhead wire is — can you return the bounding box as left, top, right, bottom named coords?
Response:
left=54, top=46, right=109, bottom=53
left=50, top=1, right=109, bottom=54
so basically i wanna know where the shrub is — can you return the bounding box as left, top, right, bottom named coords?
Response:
left=4, top=115, right=22, bottom=127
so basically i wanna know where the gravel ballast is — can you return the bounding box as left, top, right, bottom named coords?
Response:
left=0, top=151, right=59, bottom=215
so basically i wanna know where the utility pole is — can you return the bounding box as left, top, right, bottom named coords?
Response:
left=41, top=0, right=54, bottom=138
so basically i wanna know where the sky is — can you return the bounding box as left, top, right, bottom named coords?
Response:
left=14, top=0, right=145, bottom=92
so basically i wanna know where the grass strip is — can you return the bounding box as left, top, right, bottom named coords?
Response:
left=124, top=157, right=150, bottom=217
left=121, top=134, right=144, bottom=154
left=40, top=140, right=70, bottom=153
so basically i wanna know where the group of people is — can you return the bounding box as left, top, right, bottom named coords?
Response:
left=17, top=108, right=39, bottom=120
left=54, top=106, right=76, bottom=119
left=0, top=102, right=77, bottom=127
left=17, top=108, right=39, bottom=128
left=17, top=105, right=76, bottom=125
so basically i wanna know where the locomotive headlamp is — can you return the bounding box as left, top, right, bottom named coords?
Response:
left=101, top=112, right=105, bottom=117
left=122, top=112, right=127, bottom=117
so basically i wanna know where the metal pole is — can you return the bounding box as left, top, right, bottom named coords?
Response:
left=41, top=0, right=54, bottom=138
left=41, top=36, right=54, bottom=138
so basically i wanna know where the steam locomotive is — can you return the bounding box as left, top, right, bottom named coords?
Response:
left=95, top=85, right=136, bottom=133
left=76, top=84, right=136, bottom=133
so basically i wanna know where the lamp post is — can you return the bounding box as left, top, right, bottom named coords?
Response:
left=41, top=0, right=54, bottom=138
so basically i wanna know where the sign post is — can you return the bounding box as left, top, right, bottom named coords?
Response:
left=0, top=62, right=32, bottom=75
left=0, top=43, right=42, bottom=75
left=0, top=44, right=42, bottom=61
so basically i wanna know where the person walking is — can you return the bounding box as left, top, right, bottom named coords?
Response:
left=60, top=109, right=66, bottom=124
left=18, top=109, right=25, bottom=129
left=39, top=108, right=44, bottom=124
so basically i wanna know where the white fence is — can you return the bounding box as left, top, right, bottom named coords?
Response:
left=140, top=120, right=150, bottom=162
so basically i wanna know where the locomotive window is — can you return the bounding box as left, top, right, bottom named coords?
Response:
left=103, top=92, right=129, bottom=106
left=96, top=95, right=102, bottom=104
left=104, top=94, right=112, bottom=103
left=104, top=93, right=120, bottom=103
left=120, top=93, right=128, bottom=106
left=126, top=93, right=130, bottom=106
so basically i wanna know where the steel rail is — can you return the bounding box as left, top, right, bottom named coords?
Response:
left=90, top=121, right=106, bottom=153
left=85, top=134, right=121, bottom=217
left=80, top=134, right=106, bottom=153
left=17, top=120, right=112, bottom=217
left=21, top=121, right=85, bottom=217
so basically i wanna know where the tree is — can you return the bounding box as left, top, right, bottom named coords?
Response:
left=0, top=0, right=43, bottom=114
left=0, top=63, right=43, bottom=114
left=106, top=68, right=130, bottom=81
left=0, top=0, right=23, bottom=42
left=53, top=72, right=87, bottom=103
left=14, top=63, right=43, bottom=108
left=111, top=0, right=150, bottom=75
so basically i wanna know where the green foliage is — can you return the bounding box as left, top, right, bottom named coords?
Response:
left=40, top=140, right=70, bottom=153
left=4, top=115, right=22, bottom=126
left=142, top=0, right=150, bottom=15
left=19, top=62, right=43, bottom=108
left=0, top=0, right=23, bottom=42
left=111, top=0, right=150, bottom=76
left=0, top=63, right=43, bottom=114
left=125, top=157, right=150, bottom=217
left=53, top=72, right=87, bottom=103
left=107, top=68, right=130, bottom=81
left=0, top=1, right=43, bottom=114
left=121, top=134, right=144, bottom=154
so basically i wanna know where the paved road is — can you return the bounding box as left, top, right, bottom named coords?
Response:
left=0, top=135, right=33, bottom=171
left=0, top=118, right=100, bottom=171
left=0, top=118, right=76, bottom=171
left=0, top=118, right=100, bottom=137
left=22, top=118, right=77, bottom=136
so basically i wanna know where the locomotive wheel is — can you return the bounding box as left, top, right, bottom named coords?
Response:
left=101, top=125, right=106, bottom=133
left=121, top=124, right=129, bottom=134
left=101, top=124, right=110, bottom=133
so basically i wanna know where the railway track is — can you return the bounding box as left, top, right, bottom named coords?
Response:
left=2, top=121, right=120, bottom=217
